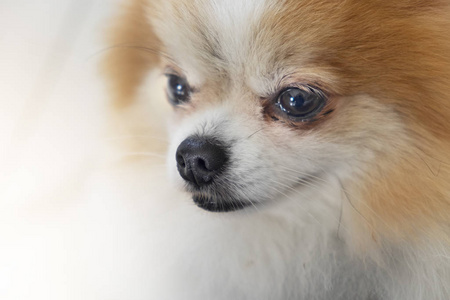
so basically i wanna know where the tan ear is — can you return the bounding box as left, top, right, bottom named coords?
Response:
left=102, top=0, right=161, bottom=108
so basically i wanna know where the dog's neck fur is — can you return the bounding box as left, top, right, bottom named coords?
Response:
left=142, top=165, right=379, bottom=299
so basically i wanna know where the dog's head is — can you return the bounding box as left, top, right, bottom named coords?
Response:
left=154, top=0, right=363, bottom=213
left=105, top=0, right=450, bottom=243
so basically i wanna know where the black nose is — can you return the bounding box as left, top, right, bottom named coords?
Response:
left=176, top=137, right=228, bottom=187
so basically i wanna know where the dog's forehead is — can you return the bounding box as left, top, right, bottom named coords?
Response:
left=151, top=0, right=291, bottom=89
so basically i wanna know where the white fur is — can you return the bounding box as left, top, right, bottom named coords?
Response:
left=146, top=176, right=378, bottom=300
left=150, top=0, right=284, bottom=87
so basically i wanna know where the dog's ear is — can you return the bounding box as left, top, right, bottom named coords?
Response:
left=102, top=0, right=161, bottom=108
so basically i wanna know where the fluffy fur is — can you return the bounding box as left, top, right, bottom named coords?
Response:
left=102, top=0, right=450, bottom=299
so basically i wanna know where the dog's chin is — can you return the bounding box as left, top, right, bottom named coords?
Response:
left=192, top=194, right=253, bottom=213
left=189, top=174, right=322, bottom=213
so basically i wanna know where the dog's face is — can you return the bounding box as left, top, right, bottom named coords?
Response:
left=148, top=0, right=408, bottom=213
left=107, top=0, right=450, bottom=244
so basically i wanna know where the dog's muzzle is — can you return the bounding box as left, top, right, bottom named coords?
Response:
left=175, top=136, right=251, bottom=212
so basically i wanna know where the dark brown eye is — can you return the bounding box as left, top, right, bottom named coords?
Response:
left=166, top=74, right=191, bottom=105
left=276, top=87, right=326, bottom=120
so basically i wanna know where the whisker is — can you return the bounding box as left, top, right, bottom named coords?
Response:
left=228, top=163, right=387, bottom=232
left=269, top=177, right=340, bottom=217
left=278, top=165, right=328, bottom=185
left=268, top=177, right=320, bottom=197
left=337, top=193, right=344, bottom=240
left=337, top=177, right=389, bottom=230
left=274, top=169, right=328, bottom=192
left=246, top=128, right=264, bottom=140
left=223, top=178, right=261, bottom=213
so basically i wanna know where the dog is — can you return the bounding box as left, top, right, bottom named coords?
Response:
left=102, top=0, right=450, bottom=299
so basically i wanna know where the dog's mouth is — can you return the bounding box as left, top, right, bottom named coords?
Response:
left=192, top=194, right=253, bottom=212
left=189, top=174, right=321, bottom=213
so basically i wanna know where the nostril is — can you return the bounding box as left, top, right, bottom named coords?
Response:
left=176, top=153, right=186, bottom=168
left=195, top=157, right=208, bottom=171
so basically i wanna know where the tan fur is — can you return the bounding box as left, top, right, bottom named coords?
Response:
left=102, top=0, right=160, bottom=108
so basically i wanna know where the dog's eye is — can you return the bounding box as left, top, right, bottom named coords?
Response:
left=276, top=87, right=326, bottom=120
left=166, top=74, right=191, bottom=105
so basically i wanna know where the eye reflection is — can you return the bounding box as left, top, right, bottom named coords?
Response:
left=276, top=87, right=326, bottom=120
left=166, top=74, right=191, bottom=105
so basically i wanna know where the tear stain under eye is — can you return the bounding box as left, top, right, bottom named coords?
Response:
left=323, top=109, right=335, bottom=116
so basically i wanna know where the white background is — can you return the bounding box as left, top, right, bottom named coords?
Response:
left=0, top=1, right=162, bottom=299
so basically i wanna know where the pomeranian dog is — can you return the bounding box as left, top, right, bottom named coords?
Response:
left=103, top=0, right=450, bottom=299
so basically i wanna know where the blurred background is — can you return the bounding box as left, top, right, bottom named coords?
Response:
left=0, top=0, right=117, bottom=207
left=0, top=1, right=164, bottom=299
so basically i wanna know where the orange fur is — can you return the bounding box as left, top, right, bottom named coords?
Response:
left=102, top=0, right=160, bottom=108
